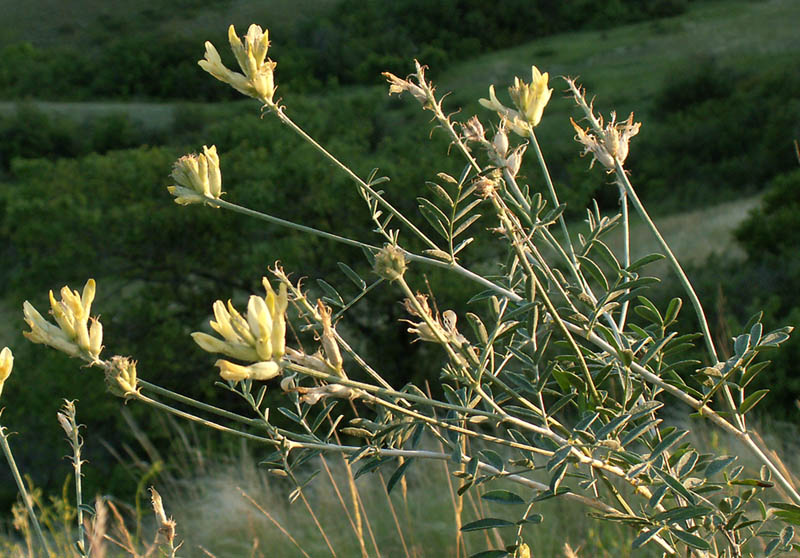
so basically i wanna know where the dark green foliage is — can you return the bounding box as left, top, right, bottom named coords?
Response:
left=735, top=169, right=800, bottom=258
left=0, top=0, right=688, bottom=101
left=631, top=60, right=800, bottom=210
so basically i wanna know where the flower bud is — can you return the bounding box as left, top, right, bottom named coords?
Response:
left=0, top=347, right=13, bottom=398
left=105, top=356, right=138, bottom=398
left=374, top=245, right=407, bottom=281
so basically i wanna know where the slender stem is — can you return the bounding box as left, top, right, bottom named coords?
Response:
left=616, top=181, right=631, bottom=330
left=568, top=321, right=800, bottom=504
left=614, top=166, right=746, bottom=431
left=528, top=128, right=577, bottom=264
left=615, top=168, right=718, bottom=362
left=139, top=380, right=265, bottom=429
left=209, top=197, right=376, bottom=253
left=0, top=425, right=52, bottom=556
left=265, top=102, right=440, bottom=251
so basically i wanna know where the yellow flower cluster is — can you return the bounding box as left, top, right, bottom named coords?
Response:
left=479, top=66, right=553, bottom=135
left=23, top=279, right=103, bottom=361
left=192, top=278, right=288, bottom=382
left=167, top=145, right=222, bottom=205
left=199, top=24, right=276, bottom=103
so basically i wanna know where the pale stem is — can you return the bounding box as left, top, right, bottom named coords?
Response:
left=0, top=426, right=53, bottom=556
left=264, top=101, right=440, bottom=251
left=613, top=165, right=747, bottom=431
left=67, top=418, right=86, bottom=555
left=616, top=181, right=631, bottom=330
left=211, top=195, right=522, bottom=302
left=139, top=379, right=265, bottom=429
left=528, top=128, right=578, bottom=265
left=569, top=321, right=800, bottom=504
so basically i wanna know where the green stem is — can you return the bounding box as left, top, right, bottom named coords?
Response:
left=265, top=102, right=440, bottom=251
left=0, top=425, right=52, bottom=557
left=614, top=166, right=745, bottom=431
left=529, top=128, right=578, bottom=265
left=139, top=379, right=265, bottom=429
left=616, top=181, right=631, bottom=330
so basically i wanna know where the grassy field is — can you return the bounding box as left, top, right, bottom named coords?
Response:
left=2, top=0, right=798, bottom=133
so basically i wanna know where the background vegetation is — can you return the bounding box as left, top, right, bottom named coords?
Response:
left=0, top=0, right=798, bottom=554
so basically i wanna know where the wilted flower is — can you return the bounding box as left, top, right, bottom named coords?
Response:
left=23, top=279, right=103, bottom=361
left=382, top=60, right=430, bottom=106
left=571, top=112, right=641, bottom=172
left=168, top=145, right=223, bottom=205
left=403, top=294, right=467, bottom=348
left=0, top=347, right=13, bottom=398
left=461, top=115, right=486, bottom=144
left=505, top=144, right=528, bottom=178
left=293, top=383, right=359, bottom=406
left=317, top=301, right=343, bottom=374
left=198, top=24, right=277, bottom=102
left=192, top=278, right=288, bottom=373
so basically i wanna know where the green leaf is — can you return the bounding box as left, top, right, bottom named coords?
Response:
left=479, top=450, right=504, bottom=472
left=517, top=513, right=543, bottom=525
left=461, top=518, right=515, bottom=532
left=454, top=198, right=483, bottom=223
left=621, top=419, right=661, bottom=448
left=632, top=527, right=663, bottom=549
left=316, top=278, right=344, bottom=306
left=417, top=197, right=450, bottom=239
left=655, top=468, right=696, bottom=504
left=647, top=429, right=688, bottom=462
left=738, top=389, right=769, bottom=415
left=549, top=462, right=568, bottom=493
left=671, top=528, right=711, bottom=550
left=704, top=456, right=736, bottom=478
left=627, top=253, right=665, bottom=272
left=425, top=181, right=454, bottom=205
left=578, top=255, right=608, bottom=291
left=337, top=262, right=366, bottom=290
left=482, top=490, right=525, bottom=505
left=468, top=551, right=509, bottom=558
left=386, top=459, right=414, bottom=494
left=663, top=297, right=683, bottom=325
left=740, top=360, right=770, bottom=388
left=652, top=506, right=711, bottom=524
left=453, top=214, right=481, bottom=240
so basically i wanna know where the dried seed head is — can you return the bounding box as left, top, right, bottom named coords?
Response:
left=461, top=115, right=486, bottom=144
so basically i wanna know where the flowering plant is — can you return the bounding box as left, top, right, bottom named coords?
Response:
left=4, top=23, right=798, bottom=558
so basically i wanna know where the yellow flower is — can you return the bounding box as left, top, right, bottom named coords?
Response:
left=192, top=278, right=288, bottom=374
left=23, top=279, right=103, bottom=360
left=215, top=359, right=280, bottom=382
left=508, top=66, right=553, bottom=127
left=0, top=347, right=13, bottom=398
left=479, top=66, right=552, bottom=134
left=198, top=24, right=277, bottom=103
left=168, top=145, right=223, bottom=205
